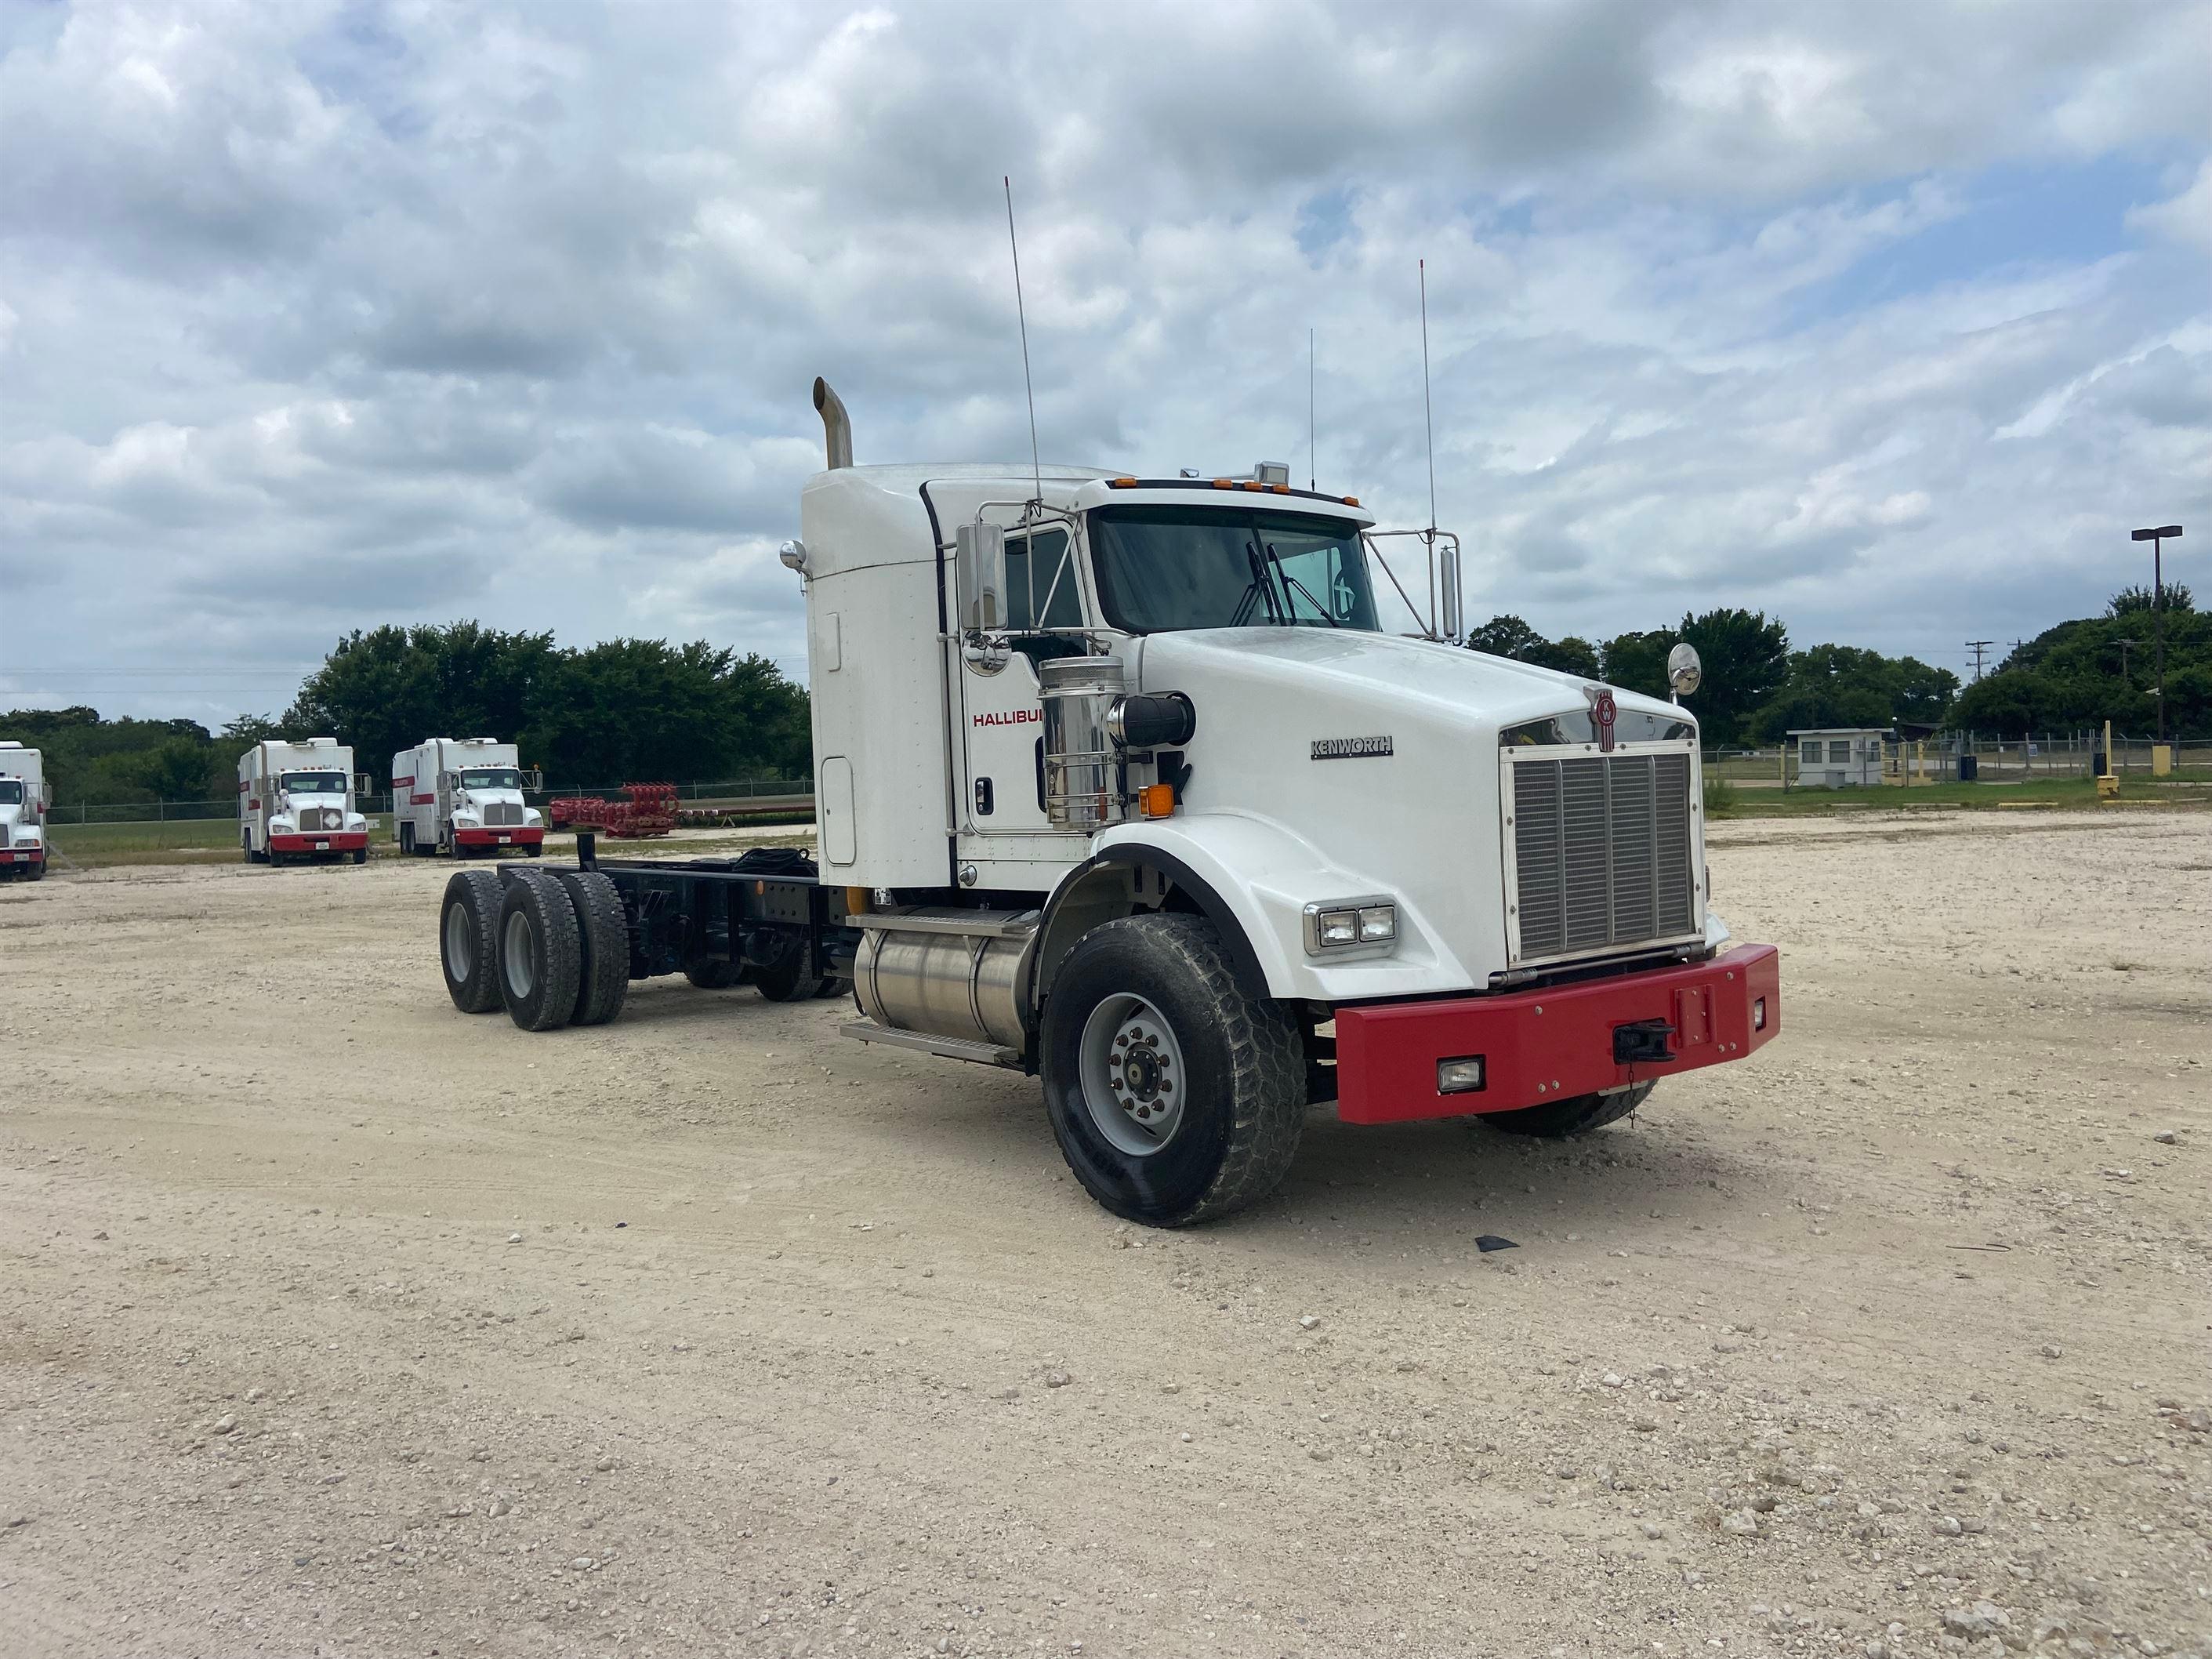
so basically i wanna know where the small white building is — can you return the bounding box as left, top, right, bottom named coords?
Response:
left=1790, top=727, right=1888, bottom=789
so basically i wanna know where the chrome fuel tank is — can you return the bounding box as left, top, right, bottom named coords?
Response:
left=853, top=910, right=1037, bottom=1055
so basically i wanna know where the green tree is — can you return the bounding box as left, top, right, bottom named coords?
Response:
left=1752, top=646, right=1958, bottom=740
left=1677, top=608, right=1790, bottom=747
left=286, top=623, right=560, bottom=777
left=1463, top=615, right=1600, bottom=678
left=1599, top=631, right=1673, bottom=699
left=528, top=641, right=808, bottom=784
left=1952, top=604, right=2210, bottom=735
left=2109, top=583, right=2195, bottom=616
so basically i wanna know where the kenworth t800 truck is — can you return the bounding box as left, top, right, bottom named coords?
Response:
left=434, top=380, right=1780, bottom=1225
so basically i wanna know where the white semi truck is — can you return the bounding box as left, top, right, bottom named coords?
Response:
left=434, top=379, right=1780, bottom=1226
left=238, top=738, right=369, bottom=865
left=391, top=737, right=544, bottom=857
left=0, top=742, right=50, bottom=880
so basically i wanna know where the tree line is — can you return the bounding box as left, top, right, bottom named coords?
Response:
left=1463, top=588, right=2207, bottom=745
left=9, top=588, right=2200, bottom=808
left=8, top=624, right=811, bottom=808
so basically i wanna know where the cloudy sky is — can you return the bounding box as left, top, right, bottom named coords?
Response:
left=2, top=0, right=2207, bottom=727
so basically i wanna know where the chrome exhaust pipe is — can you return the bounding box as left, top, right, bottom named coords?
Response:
left=813, top=377, right=852, bottom=470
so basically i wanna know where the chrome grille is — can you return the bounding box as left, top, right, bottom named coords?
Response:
left=483, top=803, right=524, bottom=826
left=296, top=806, right=341, bottom=832
left=1511, top=750, right=1695, bottom=961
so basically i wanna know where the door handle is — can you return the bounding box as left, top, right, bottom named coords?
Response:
left=974, top=777, right=995, bottom=816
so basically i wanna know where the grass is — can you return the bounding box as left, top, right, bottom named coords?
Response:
left=1713, top=777, right=2209, bottom=819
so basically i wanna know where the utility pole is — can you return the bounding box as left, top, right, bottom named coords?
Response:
left=2116, top=637, right=2135, bottom=685
left=1966, top=640, right=1993, bottom=682
left=2130, top=525, right=2184, bottom=746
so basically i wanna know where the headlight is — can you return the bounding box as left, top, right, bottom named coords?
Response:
left=1303, top=897, right=1396, bottom=955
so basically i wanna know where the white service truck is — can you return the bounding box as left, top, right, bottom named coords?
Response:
left=392, top=737, right=544, bottom=857
left=434, top=379, right=1781, bottom=1227
left=238, top=738, right=368, bottom=865
left=0, top=742, right=51, bottom=880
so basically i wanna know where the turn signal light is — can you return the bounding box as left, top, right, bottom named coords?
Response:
left=1137, top=783, right=1176, bottom=819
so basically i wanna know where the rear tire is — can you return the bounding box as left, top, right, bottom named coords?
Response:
left=440, top=869, right=505, bottom=1014
left=1482, top=1083, right=1654, bottom=1139
left=498, top=871, right=582, bottom=1032
left=399, top=822, right=415, bottom=855
left=557, top=869, right=631, bottom=1027
left=242, top=834, right=254, bottom=865
left=1041, top=913, right=1304, bottom=1227
left=751, top=938, right=818, bottom=1002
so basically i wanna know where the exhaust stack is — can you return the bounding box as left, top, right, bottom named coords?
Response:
left=813, top=378, right=852, bottom=470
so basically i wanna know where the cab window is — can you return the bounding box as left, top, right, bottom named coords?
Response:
left=1003, top=529, right=1082, bottom=632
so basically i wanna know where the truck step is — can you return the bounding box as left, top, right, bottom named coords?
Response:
left=839, top=1020, right=1021, bottom=1068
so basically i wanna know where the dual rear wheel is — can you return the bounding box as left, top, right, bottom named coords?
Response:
left=441, top=868, right=629, bottom=1030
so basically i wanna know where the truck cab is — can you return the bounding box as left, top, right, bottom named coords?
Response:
left=393, top=738, right=544, bottom=857
left=790, top=380, right=1779, bottom=1224
left=0, top=742, right=50, bottom=880
left=239, top=739, right=369, bottom=865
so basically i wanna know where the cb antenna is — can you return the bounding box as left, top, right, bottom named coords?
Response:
left=1420, top=259, right=1437, bottom=536
left=1004, top=176, right=1043, bottom=510
left=1308, top=326, right=1317, bottom=492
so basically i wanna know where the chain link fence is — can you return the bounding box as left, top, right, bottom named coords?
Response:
left=45, top=776, right=816, bottom=829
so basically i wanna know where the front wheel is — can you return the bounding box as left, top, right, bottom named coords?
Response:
left=1040, top=913, right=1304, bottom=1227
left=1481, top=1082, right=1654, bottom=1139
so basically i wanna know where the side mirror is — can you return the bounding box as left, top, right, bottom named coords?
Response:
left=1438, top=545, right=1463, bottom=642
left=956, top=522, right=1006, bottom=632
left=1667, top=643, right=1703, bottom=698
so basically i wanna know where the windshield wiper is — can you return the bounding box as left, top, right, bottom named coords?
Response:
left=1230, top=540, right=1285, bottom=628
left=1263, top=541, right=1340, bottom=626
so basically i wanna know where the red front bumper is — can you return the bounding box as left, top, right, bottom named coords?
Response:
left=269, top=832, right=368, bottom=854
left=1333, top=942, right=1781, bottom=1124
left=454, top=826, right=544, bottom=848
left=0, top=847, right=42, bottom=865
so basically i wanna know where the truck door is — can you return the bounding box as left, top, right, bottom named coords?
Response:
left=957, top=525, right=1084, bottom=845
left=435, top=770, right=453, bottom=844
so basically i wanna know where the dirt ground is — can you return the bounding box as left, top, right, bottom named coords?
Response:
left=2, top=810, right=2206, bottom=1659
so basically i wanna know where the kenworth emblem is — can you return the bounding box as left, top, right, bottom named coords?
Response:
left=1584, top=686, right=1619, bottom=752
left=1311, top=735, right=1394, bottom=761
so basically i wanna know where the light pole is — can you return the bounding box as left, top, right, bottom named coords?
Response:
left=2131, top=524, right=2182, bottom=746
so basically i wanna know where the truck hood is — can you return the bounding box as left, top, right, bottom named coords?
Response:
left=1118, top=626, right=1702, bottom=998
left=1134, top=627, right=1688, bottom=737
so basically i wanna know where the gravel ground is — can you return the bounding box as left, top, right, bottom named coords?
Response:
left=1, top=809, right=2206, bottom=1659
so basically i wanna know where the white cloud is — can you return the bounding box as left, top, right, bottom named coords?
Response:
left=0, top=0, right=2207, bottom=724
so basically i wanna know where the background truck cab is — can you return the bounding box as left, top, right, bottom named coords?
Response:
left=0, top=742, right=51, bottom=880
left=238, top=738, right=368, bottom=866
left=392, top=737, right=543, bottom=858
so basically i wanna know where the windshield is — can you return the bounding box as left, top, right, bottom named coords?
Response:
left=459, top=768, right=520, bottom=790
left=0, top=781, right=21, bottom=805
left=1089, top=507, right=1379, bottom=634
left=281, top=771, right=347, bottom=795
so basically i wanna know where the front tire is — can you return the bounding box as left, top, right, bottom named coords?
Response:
left=1040, top=913, right=1304, bottom=1227
left=351, top=847, right=368, bottom=865
left=440, top=869, right=504, bottom=1014
left=1482, top=1083, right=1654, bottom=1139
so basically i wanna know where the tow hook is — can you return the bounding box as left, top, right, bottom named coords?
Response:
left=1612, top=1020, right=1678, bottom=1065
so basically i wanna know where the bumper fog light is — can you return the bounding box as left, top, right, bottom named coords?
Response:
left=1753, top=996, right=1767, bottom=1031
left=1437, top=1056, right=1485, bottom=1095
left=1357, top=904, right=1396, bottom=942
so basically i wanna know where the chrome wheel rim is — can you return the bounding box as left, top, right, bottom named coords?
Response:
left=1078, top=994, right=1187, bottom=1157
left=445, top=902, right=473, bottom=981
left=502, top=910, right=535, bottom=998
